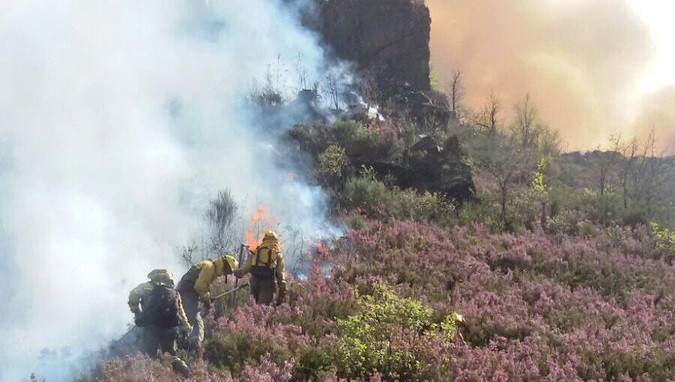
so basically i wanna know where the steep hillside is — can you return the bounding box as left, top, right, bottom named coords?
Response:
left=88, top=1, right=674, bottom=381
left=99, top=221, right=674, bottom=381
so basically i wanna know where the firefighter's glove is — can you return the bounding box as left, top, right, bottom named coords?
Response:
left=180, top=323, right=192, bottom=337
left=276, top=286, right=287, bottom=306
left=202, top=297, right=212, bottom=311
left=134, top=313, right=145, bottom=327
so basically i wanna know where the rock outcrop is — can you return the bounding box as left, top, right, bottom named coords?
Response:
left=363, top=135, right=476, bottom=202
left=315, top=0, right=431, bottom=98
left=301, top=0, right=475, bottom=201
left=403, top=135, right=475, bottom=201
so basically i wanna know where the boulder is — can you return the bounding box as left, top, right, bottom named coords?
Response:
left=361, top=135, right=475, bottom=202
left=389, top=89, right=450, bottom=132
left=403, top=135, right=475, bottom=201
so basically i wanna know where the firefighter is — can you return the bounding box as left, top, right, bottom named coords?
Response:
left=176, top=255, right=239, bottom=348
left=128, top=270, right=176, bottom=318
left=128, top=269, right=191, bottom=377
left=235, top=231, right=286, bottom=305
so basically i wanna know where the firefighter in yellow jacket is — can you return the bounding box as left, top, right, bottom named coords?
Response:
left=176, top=254, right=238, bottom=348
left=128, top=269, right=192, bottom=376
left=128, top=269, right=189, bottom=327
left=235, top=231, right=287, bottom=305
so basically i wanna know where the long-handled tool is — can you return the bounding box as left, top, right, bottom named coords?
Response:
left=212, top=282, right=250, bottom=301
left=231, top=244, right=249, bottom=308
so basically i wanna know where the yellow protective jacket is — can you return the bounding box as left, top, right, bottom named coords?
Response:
left=178, top=257, right=230, bottom=302
left=239, top=235, right=286, bottom=292
left=128, top=281, right=190, bottom=328
left=128, top=282, right=153, bottom=314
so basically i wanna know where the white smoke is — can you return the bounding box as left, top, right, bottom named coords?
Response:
left=0, top=0, right=339, bottom=379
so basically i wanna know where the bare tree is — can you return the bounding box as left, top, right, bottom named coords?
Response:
left=611, top=128, right=674, bottom=220
left=295, top=53, right=309, bottom=90
left=324, top=71, right=341, bottom=112
left=594, top=133, right=622, bottom=197
left=205, top=189, right=238, bottom=254
left=179, top=242, right=200, bottom=267
left=511, top=94, right=542, bottom=150
left=619, top=137, right=638, bottom=209
left=539, top=128, right=561, bottom=155
left=482, top=142, right=534, bottom=231
left=631, top=135, right=651, bottom=205
left=631, top=128, right=670, bottom=215
left=596, top=153, right=613, bottom=198
left=474, top=90, right=501, bottom=145
left=447, top=69, right=464, bottom=119
left=361, top=70, right=380, bottom=111
left=642, top=131, right=665, bottom=214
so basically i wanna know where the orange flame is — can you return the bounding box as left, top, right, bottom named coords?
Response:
left=245, top=205, right=277, bottom=249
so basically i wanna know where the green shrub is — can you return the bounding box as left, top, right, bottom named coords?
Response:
left=288, top=120, right=402, bottom=165
left=294, top=344, right=338, bottom=381
left=651, top=222, right=675, bottom=262
left=333, top=282, right=461, bottom=381
left=316, top=144, right=349, bottom=186
left=342, top=170, right=456, bottom=224
left=334, top=120, right=401, bottom=161
left=622, top=206, right=651, bottom=227
left=204, top=331, right=292, bottom=376
left=344, top=175, right=389, bottom=211
left=343, top=213, right=368, bottom=230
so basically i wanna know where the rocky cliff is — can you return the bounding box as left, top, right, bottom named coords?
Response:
left=315, top=0, right=431, bottom=98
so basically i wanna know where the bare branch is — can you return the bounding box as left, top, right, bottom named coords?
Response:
left=447, top=69, right=464, bottom=119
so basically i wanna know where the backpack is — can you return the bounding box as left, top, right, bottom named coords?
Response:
left=137, top=283, right=180, bottom=328
left=250, top=247, right=278, bottom=278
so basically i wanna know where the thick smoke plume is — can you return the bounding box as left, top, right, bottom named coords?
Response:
left=426, top=0, right=673, bottom=150
left=0, top=0, right=339, bottom=379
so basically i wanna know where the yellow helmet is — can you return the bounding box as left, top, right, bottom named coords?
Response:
left=222, top=254, right=239, bottom=273
left=147, top=269, right=174, bottom=285
left=263, top=231, right=279, bottom=241
left=262, top=230, right=281, bottom=251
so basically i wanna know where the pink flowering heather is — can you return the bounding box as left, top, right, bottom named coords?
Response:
left=97, top=219, right=673, bottom=381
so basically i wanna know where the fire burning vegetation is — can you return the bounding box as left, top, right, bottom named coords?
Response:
left=245, top=206, right=277, bottom=249
left=0, top=0, right=673, bottom=381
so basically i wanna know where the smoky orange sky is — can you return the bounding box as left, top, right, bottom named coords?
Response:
left=427, top=0, right=674, bottom=153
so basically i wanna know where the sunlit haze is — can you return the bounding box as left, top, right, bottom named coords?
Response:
left=428, top=0, right=675, bottom=152
left=627, top=0, right=675, bottom=92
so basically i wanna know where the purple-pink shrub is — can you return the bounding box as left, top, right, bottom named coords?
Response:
left=333, top=220, right=674, bottom=381
left=97, top=219, right=673, bottom=381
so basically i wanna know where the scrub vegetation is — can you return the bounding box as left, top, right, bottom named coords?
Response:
left=91, top=1, right=673, bottom=381
left=93, top=90, right=674, bottom=381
